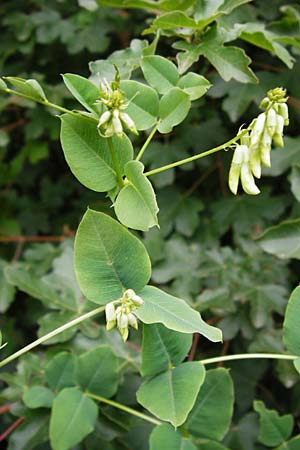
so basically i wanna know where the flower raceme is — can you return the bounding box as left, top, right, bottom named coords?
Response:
left=97, top=78, right=138, bottom=138
left=105, top=289, right=144, bottom=341
left=228, top=87, right=289, bottom=195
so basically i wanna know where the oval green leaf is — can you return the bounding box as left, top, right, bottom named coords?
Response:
left=74, top=209, right=151, bottom=304
left=50, top=387, right=97, bottom=450
left=141, top=55, right=179, bottom=94
left=177, top=72, right=211, bottom=100
left=135, top=286, right=222, bottom=342
left=158, top=87, right=191, bottom=134
left=283, top=285, right=300, bottom=355
left=77, top=346, right=118, bottom=397
left=141, top=323, right=192, bottom=377
left=23, top=386, right=54, bottom=409
left=60, top=113, right=133, bottom=192
left=63, top=73, right=99, bottom=113
left=186, top=368, right=234, bottom=440
left=114, top=160, right=159, bottom=231
left=120, top=80, right=159, bottom=130
left=137, top=361, right=205, bottom=427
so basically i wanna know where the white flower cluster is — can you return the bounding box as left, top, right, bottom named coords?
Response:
left=229, top=88, right=289, bottom=195
left=105, top=289, right=144, bottom=341
left=97, top=79, right=138, bottom=138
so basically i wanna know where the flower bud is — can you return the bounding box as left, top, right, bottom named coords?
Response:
left=250, top=113, right=266, bottom=146
left=266, top=108, right=277, bottom=137
left=97, top=110, right=111, bottom=128
left=277, top=103, right=289, bottom=126
left=112, top=109, right=123, bottom=137
left=120, top=112, right=138, bottom=135
left=128, top=313, right=138, bottom=330
left=118, top=312, right=128, bottom=329
left=249, top=146, right=261, bottom=179
left=105, top=302, right=116, bottom=322
left=120, top=327, right=129, bottom=342
left=240, top=164, right=260, bottom=195
left=228, top=145, right=247, bottom=195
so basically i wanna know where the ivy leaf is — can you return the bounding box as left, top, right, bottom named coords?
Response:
left=50, top=387, right=98, bottom=450
left=114, top=161, right=159, bottom=231
left=74, top=209, right=151, bottom=304
left=158, top=87, right=191, bottom=134
left=254, top=400, right=293, bottom=446
left=186, top=368, right=234, bottom=441
left=141, top=55, right=179, bottom=94
left=60, top=114, right=133, bottom=192
left=141, top=323, right=192, bottom=377
left=120, top=80, right=159, bottom=130
left=137, top=362, right=205, bottom=427
left=5, top=76, right=47, bottom=101
left=257, top=219, right=300, bottom=260
left=135, top=286, right=222, bottom=342
left=62, top=73, right=99, bottom=113
left=283, top=285, right=300, bottom=355
left=151, top=11, right=217, bottom=32
left=198, top=26, right=258, bottom=83
left=77, top=346, right=118, bottom=397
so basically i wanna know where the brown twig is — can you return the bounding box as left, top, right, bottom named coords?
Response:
left=188, top=333, right=200, bottom=361
left=0, top=417, right=24, bottom=442
left=0, top=118, right=26, bottom=133
left=0, top=404, right=13, bottom=415
left=218, top=341, right=230, bottom=367
left=0, top=234, right=74, bottom=243
left=126, top=341, right=140, bottom=352
left=183, top=164, right=217, bottom=198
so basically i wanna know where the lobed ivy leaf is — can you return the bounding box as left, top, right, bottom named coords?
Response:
left=254, top=400, right=293, bottom=446
left=257, top=219, right=300, bottom=260
left=74, top=209, right=151, bottom=304
left=114, top=161, right=159, bottom=231
left=137, top=362, right=205, bottom=427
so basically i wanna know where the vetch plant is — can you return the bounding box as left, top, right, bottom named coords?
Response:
left=0, top=2, right=300, bottom=448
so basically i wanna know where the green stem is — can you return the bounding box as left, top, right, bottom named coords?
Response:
left=86, top=392, right=161, bottom=426
left=136, top=124, right=158, bottom=161
left=201, top=353, right=298, bottom=366
left=0, top=306, right=105, bottom=369
left=107, top=137, right=124, bottom=188
left=0, top=87, right=98, bottom=122
left=144, top=131, right=246, bottom=177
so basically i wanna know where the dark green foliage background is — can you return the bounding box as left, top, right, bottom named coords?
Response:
left=1, top=0, right=300, bottom=449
